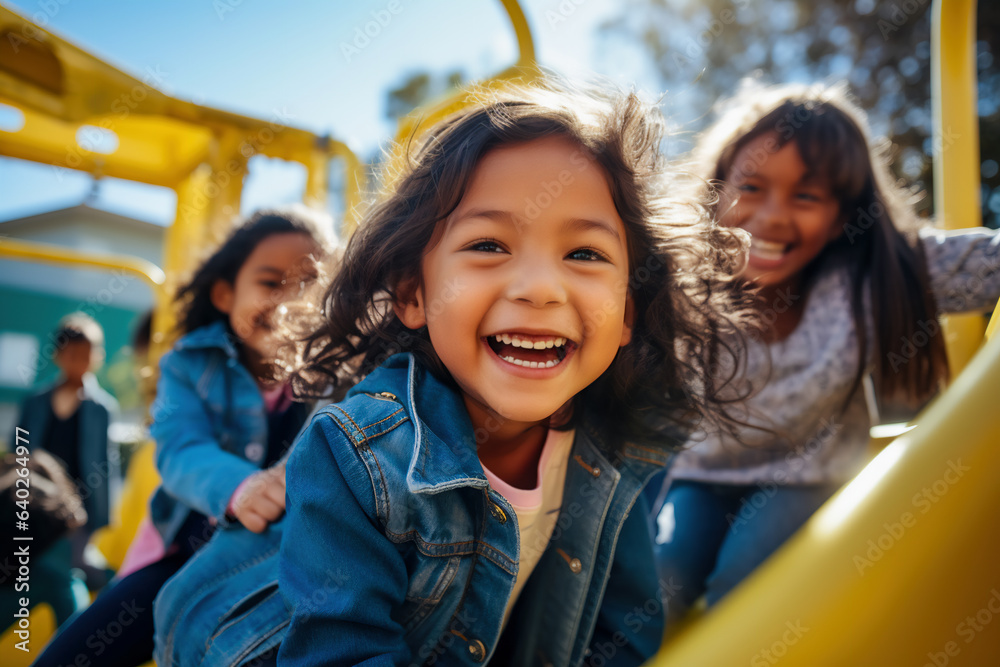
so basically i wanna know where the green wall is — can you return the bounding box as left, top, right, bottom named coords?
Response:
left=0, top=287, right=144, bottom=406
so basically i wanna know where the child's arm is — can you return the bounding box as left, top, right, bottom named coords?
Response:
left=150, top=350, right=261, bottom=524
left=921, top=226, right=1000, bottom=313
left=278, top=412, right=411, bottom=665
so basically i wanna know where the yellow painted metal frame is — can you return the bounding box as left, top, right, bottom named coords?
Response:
left=933, top=0, right=985, bottom=374
left=0, top=236, right=165, bottom=289
left=649, top=1, right=999, bottom=664
left=370, top=0, right=540, bottom=235
left=0, top=5, right=365, bottom=219
left=392, top=0, right=537, bottom=146
left=0, top=3, right=364, bottom=352
left=0, top=0, right=533, bottom=340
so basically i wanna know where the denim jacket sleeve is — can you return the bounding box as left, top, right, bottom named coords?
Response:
left=278, top=409, right=412, bottom=666
left=150, top=348, right=259, bottom=522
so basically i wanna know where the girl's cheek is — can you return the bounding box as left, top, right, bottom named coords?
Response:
left=233, top=318, right=255, bottom=339
left=259, top=289, right=283, bottom=311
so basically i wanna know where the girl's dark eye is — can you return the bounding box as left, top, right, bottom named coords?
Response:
left=567, top=247, right=609, bottom=262
left=738, top=184, right=760, bottom=193
left=466, top=239, right=505, bottom=253
left=261, top=280, right=281, bottom=289
left=796, top=192, right=823, bottom=203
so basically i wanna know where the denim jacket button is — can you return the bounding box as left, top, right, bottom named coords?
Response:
left=569, top=557, right=582, bottom=574
left=244, top=442, right=264, bottom=463
left=468, top=639, right=487, bottom=662
left=489, top=503, right=507, bottom=524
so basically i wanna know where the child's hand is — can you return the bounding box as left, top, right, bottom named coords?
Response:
left=230, top=463, right=286, bottom=533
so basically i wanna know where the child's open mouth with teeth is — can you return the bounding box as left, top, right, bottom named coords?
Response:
left=749, top=237, right=791, bottom=262
left=485, top=333, right=576, bottom=369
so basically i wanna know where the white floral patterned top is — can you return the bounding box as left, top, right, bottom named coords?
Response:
left=670, top=226, right=1000, bottom=486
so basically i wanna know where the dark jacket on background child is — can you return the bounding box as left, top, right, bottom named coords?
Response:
left=18, top=373, right=118, bottom=532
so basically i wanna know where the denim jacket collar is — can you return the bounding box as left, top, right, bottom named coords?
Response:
left=173, top=320, right=239, bottom=359
left=350, top=353, right=490, bottom=495
left=349, top=353, right=672, bottom=497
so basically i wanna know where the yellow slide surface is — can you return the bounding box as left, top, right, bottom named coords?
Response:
left=651, top=326, right=1000, bottom=666
left=1, top=603, right=55, bottom=665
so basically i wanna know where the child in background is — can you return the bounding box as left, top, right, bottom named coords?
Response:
left=90, top=311, right=160, bottom=574
left=33, top=207, right=332, bottom=667
left=652, top=82, right=1000, bottom=631
left=17, top=313, right=119, bottom=603
left=155, top=79, right=754, bottom=667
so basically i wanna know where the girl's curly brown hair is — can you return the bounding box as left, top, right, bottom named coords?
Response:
left=283, top=78, right=755, bottom=449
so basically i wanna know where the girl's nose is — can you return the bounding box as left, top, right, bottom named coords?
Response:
left=757, top=193, right=792, bottom=228
left=505, top=257, right=568, bottom=307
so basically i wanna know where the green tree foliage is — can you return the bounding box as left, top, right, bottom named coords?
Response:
left=598, top=0, right=1000, bottom=227
left=385, top=69, right=465, bottom=123
left=369, top=69, right=465, bottom=182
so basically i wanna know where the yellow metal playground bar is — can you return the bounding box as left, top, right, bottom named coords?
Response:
left=0, top=1, right=366, bottom=345
left=0, top=0, right=537, bottom=348
left=0, top=0, right=997, bottom=664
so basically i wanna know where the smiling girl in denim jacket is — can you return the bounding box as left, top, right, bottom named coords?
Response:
left=33, top=208, right=331, bottom=667
left=154, top=79, right=755, bottom=667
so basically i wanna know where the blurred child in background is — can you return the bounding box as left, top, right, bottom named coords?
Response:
left=17, top=313, right=119, bottom=601
left=652, top=82, right=1000, bottom=632
left=89, top=311, right=160, bottom=575
left=32, top=207, right=332, bottom=667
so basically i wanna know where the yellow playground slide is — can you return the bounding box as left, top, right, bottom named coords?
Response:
left=651, top=317, right=1000, bottom=666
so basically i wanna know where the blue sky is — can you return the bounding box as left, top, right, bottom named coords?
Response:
left=0, top=0, right=656, bottom=226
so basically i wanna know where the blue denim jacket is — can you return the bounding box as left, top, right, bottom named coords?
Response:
left=154, top=353, right=671, bottom=667
left=149, top=321, right=268, bottom=547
